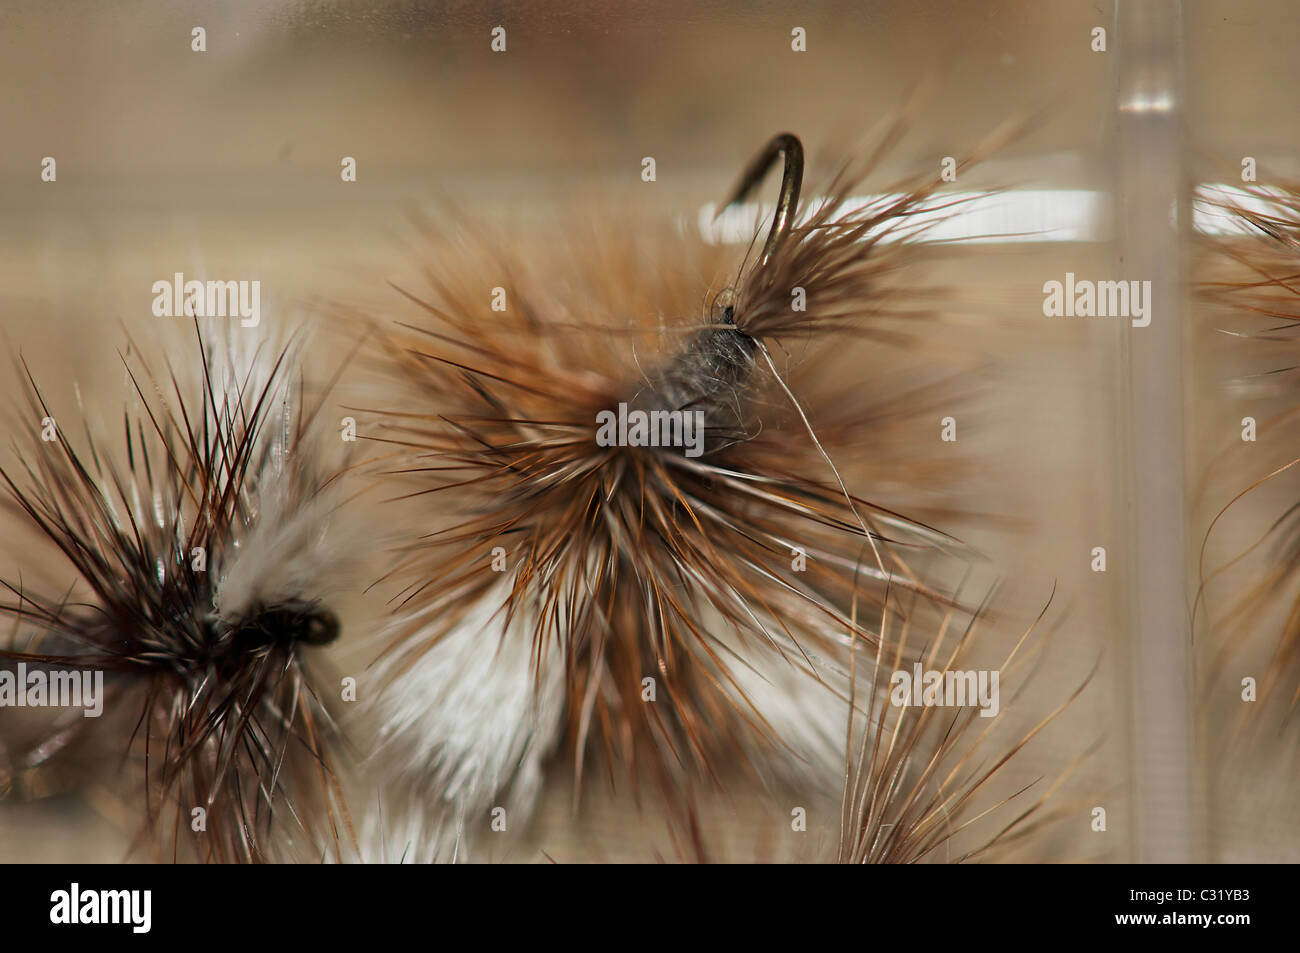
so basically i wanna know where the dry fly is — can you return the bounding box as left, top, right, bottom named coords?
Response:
left=1198, top=183, right=1300, bottom=716
left=0, top=320, right=356, bottom=862
left=838, top=583, right=1094, bottom=864
left=352, top=121, right=1005, bottom=859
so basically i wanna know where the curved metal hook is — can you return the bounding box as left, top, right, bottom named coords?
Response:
left=719, top=132, right=804, bottom=271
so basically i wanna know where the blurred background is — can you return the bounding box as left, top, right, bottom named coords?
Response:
left=0, top=0, right=1291, bottom=863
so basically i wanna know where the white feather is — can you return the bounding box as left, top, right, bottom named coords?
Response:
left=360, top=576, right=566, bottom=862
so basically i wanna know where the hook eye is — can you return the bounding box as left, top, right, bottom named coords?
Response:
left=709, top=288, right=737, bottom=325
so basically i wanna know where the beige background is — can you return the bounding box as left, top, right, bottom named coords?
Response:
left=0, top=0, right=1292, bottom=862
